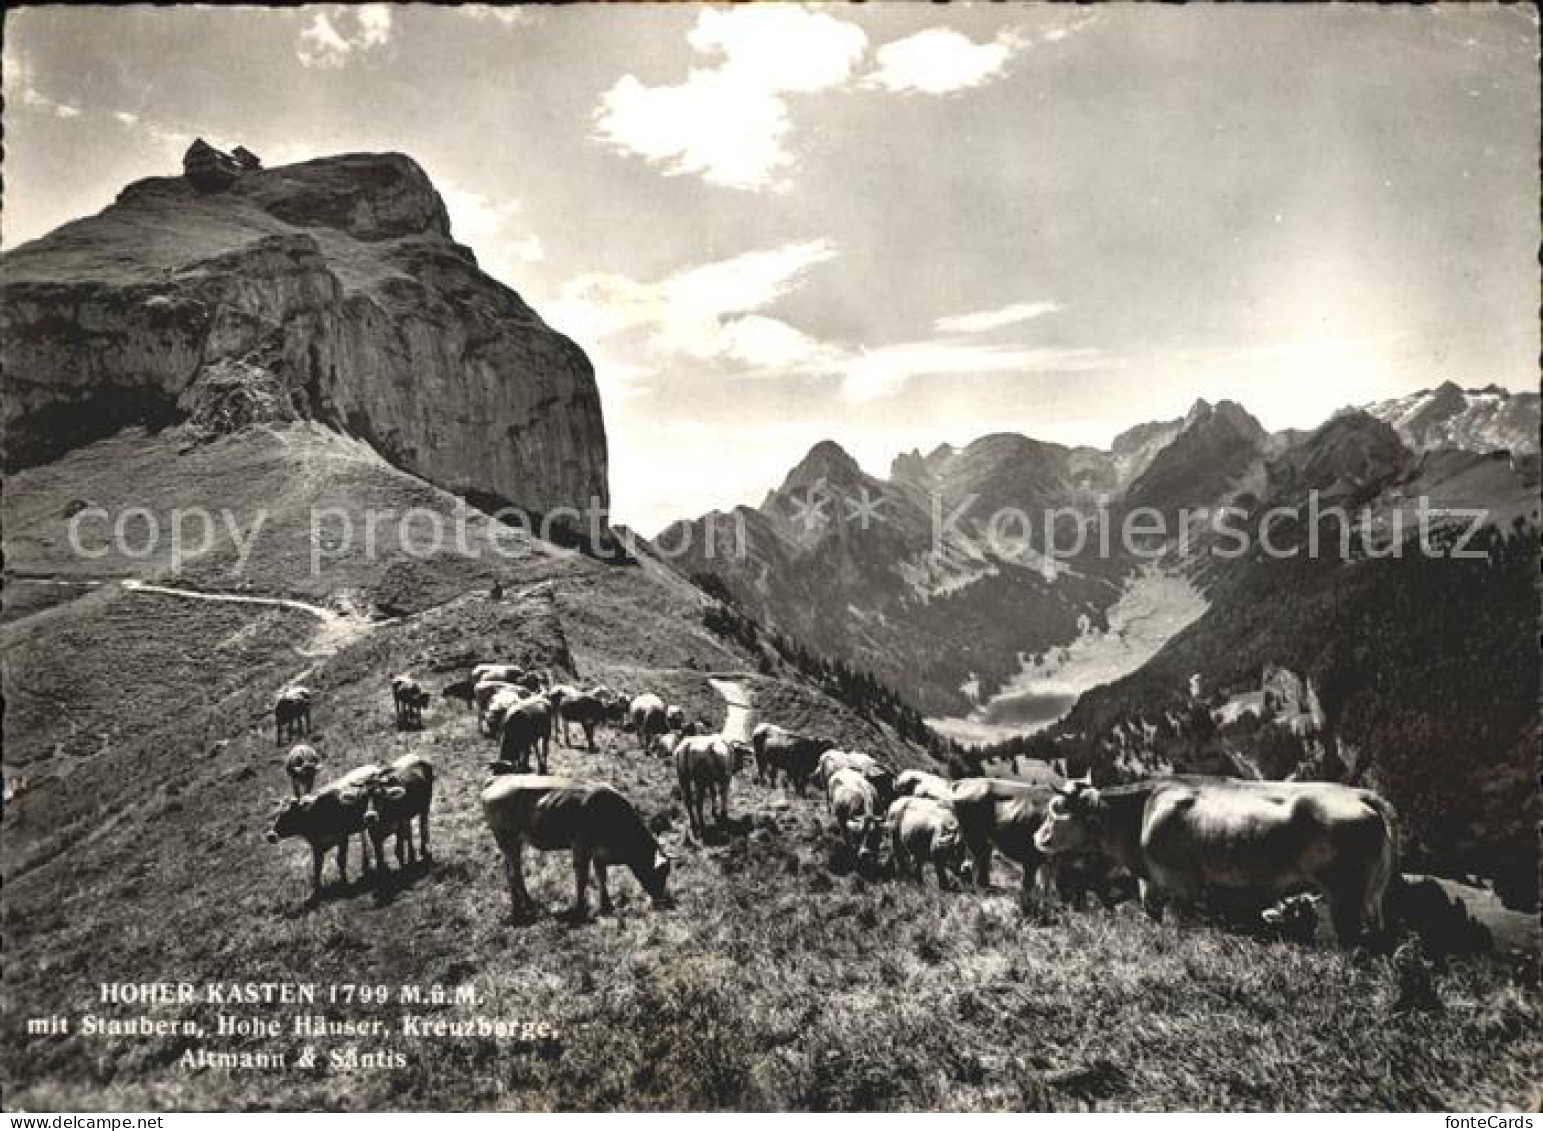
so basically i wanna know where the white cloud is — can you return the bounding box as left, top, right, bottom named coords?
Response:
left=439, top=182, right=523, bottom=247
left=549, top=239, right=837, bottom=361
left=11, top=52, right=84, bottom=121
left=112, top=110, right=140, bottom=127
left=296, top=5, right=393, bottom=69
left=868, top=28, right=1022, bottom=95
left=550, top=241, right=1106, bottom=401
left=594, top=6, right=866, bottom=191
left=840, top=342, right=1110, bottom=403
left=934, top=301, right=1062, bottom=334
left=722, top=315, right=828, bottom=368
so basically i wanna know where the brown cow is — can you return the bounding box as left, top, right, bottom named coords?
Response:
left=273, top=687, right=312, bottom=745
left=499, top=696, right=554, bottom=774
left=481, top=773, right=673, bottom=920
left=266, top=763, right=379, bottom=898
left=359, top=754, right=434, bottom=875
left=950, top=777, right=1060, bottom=905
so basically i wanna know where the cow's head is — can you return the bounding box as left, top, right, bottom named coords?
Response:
left=441, top=678, right=476, bottom=704
left=642, top=849, right=674, bottom=905
left=727, top=741, right=753, bottom=774
left=848, top=816, right=885, bottom=869
left=1034, top=782, right=1103, bottom=855
left=360, top=780, right=407, bottom=829
left=266, top=796, right=311, bottom=842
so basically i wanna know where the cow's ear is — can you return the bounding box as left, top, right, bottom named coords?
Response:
left=336, top=787, right=361, bottom=806
left=382, top=786, right=407, bottom=801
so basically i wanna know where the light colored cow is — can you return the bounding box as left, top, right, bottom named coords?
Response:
left=1034, top=776, right=1398, bottom=945
left=886, top=796, right=965, bottom=887
left=674, top=736, right=746, bottom=843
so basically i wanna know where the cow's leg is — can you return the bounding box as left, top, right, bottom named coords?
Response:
left=336, top=837, right=349, bottom=886
left=968, top=846, right=992, bottom=889
left=500, top=838, right=531, bottom=918
left=717, top=778, right=730, bottom=826
left=569, top=843, right=592, bottom=920
left=594, top=862, right=612, bottom=914
left=420, top=811, right=431, bottom=861
left=1323, top=881, right=1365, bottom=948
left=309, top=846, right=324, bottom=898
left=586, top=722, right=596, bottom=752
left=1138, top=878, right=1167, bottom=923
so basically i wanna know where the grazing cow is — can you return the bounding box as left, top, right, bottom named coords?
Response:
left=827, top=768, right=884, bottom=868
left=282, top=744, right=322, bottom=798
left=519, top=671, right=546, bottom=693
left=359, top=754, right=433, bottom=874
left=482, top=685, right=526, bottom=737
left=950, top=777, right=1059, bottom=904
left=1033, top=776, right=1398, bottom=946
left=546, top=683, right=581, bottom=710
left=499, top=695, right=554, bottom=774
left=391, top=676, right=430, bottom=729
left=473, top=663, right=525, bottom=685
left=896, top=769, right=954, bottom=804
left=266, top=763, right=379, bottom=897
left=675, top=736, right=746, bottom=843
left=817, top=749, right=895, bottom=803
left=752, top=723, right=835, bottom=795
left=628, top=694, right=668, bottom=754
left=273, top=687, right=312, bottom=745
left=440, top=678, right=478, bottom=710
left=481, top=774, right=673, bottom=920
left=886, top=796, right=965, bottom=887
left=556, top=692, right=607, bottom=751
left=652, top=721, right=700, bottom=758
left=665, top=704, right=687, bottom=731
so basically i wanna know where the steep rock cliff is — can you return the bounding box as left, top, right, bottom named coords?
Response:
left=1, top=152, right=607, bottom=514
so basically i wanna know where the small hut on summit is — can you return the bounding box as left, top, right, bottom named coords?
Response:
left=182, top=138, right=254, bottom=191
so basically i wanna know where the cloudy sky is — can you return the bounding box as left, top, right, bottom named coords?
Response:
left=4, top=3, right=1538, bottom=532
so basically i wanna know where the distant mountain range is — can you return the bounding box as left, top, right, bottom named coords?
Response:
left=657, top=387, right=1539, bottom=717
left=1362, top=381, right=1539, bottom=457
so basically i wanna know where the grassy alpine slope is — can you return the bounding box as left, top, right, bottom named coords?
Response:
left=3, top=425, right=1539, bottom=1111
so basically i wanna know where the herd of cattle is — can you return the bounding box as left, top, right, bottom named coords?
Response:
left=265, top=663, right=1401, bottom=946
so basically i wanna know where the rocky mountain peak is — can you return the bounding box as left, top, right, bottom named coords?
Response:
left=2, top=151, right=606, bottom=514
left=779, top=439, right=865, bottom=493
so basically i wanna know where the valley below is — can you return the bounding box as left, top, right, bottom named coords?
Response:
left=929, top=567, right=1209, bottom=745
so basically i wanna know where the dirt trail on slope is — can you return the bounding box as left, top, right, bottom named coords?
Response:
left=118, top=578, right=373, bottom=663
left=708, top=677, right=754, bottom=744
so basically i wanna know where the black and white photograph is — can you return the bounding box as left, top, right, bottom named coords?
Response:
left=1, top=1, right=1539, bottom=1114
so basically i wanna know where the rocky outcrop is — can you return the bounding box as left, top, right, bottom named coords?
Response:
left=1, top=152, right=607, bottom=515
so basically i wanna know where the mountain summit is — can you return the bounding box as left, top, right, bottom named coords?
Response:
left=1, top=151, right=607, bottom=514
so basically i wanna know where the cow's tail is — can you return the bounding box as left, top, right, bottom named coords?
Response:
left=1362, top=793, right=1400, bottom=937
